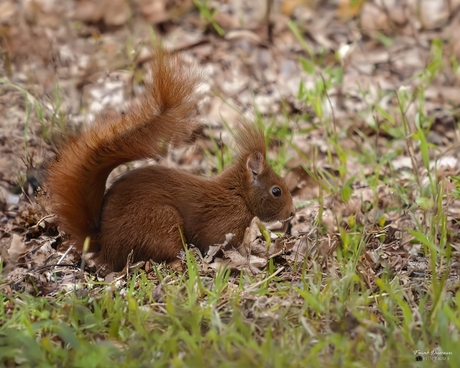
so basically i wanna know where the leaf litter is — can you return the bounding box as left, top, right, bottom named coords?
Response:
left=0, top=0, right=459, bottom=357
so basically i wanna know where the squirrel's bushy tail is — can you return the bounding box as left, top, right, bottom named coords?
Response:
left=44, top=50, right=201, bottom=250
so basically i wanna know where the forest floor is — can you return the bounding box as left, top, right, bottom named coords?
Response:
left=1, top=0, right=460, bottom=367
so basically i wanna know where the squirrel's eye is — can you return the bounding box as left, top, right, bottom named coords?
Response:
left=271, top=187, right=282, bottom=197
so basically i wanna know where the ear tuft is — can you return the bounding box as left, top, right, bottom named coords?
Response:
left=235, top=122, right=267, bottom=160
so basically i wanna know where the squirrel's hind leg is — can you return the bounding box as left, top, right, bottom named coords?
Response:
left=98, top=205, right=186, bottom=272
left=134, top=205, right=187, bottom=264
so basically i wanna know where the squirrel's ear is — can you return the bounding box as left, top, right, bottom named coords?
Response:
left=246, top=152, right=265, bottom=182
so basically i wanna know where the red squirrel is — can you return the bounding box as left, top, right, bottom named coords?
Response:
left=43, top=50, right=296, bottom=272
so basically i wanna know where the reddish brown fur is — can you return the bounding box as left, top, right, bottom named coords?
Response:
left=44, top=50, right=200, bottom=249
left=44, top=50, right=296, bottom=272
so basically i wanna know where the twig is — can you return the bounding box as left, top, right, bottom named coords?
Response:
left=32, top=214, right=55, bottom=228
left=57, top=245, right=73, bottom=265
